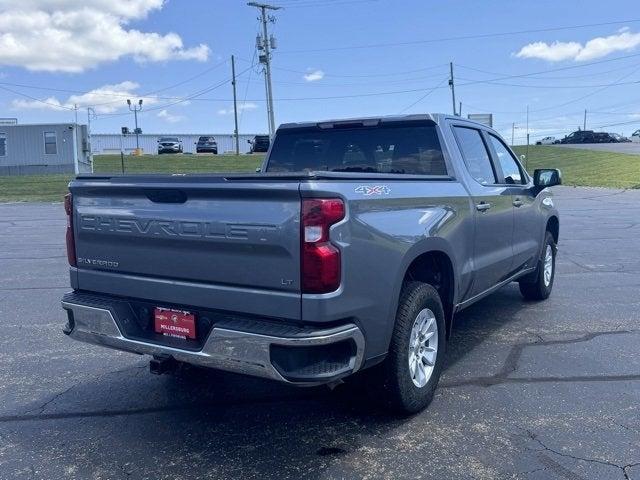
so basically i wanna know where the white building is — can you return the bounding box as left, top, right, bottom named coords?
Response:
left=0, top=122, right=91, bottom=175
left=91, top=133, right=263, bottom=155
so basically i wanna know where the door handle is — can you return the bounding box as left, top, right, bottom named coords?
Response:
left=513, top=198, right=523, bottom=207
left=476, top=202, right=492, bottom=212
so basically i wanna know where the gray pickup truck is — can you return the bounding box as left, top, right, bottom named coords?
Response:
left=61, top=114, right=561, bottom=413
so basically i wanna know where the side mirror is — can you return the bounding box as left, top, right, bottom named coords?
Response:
left=520, top=154, right=526, bottom=163
left=255, top=167, right=261, bottom=173
left=534, top=168, right=562, bottom=190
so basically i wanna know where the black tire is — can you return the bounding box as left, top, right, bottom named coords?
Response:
left=364, top=282, right=446, bottom=414
left=519, top=231, right=556, bottom=300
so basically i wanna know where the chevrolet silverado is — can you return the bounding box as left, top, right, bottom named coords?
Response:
left=61, top=114, right=561, bottom=413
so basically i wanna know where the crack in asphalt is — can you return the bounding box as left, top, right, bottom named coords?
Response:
left=1, top=330, right=637, bottom=425
left=441, top=330, right=639, bottom=388
left=524, top=428, right=639, bottom=480
left=0, top=394, right=321, bottom=424
left=624, top=463, right=640, bottom=480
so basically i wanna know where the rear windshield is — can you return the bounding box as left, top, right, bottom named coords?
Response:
left=199, top=136, right=215, bottom=141
left=266, top=124, right=446, bottom=175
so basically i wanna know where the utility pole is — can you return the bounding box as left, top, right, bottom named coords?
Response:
left=583, top=109, right=587, bottom=130
left=512, top=123, right=516, bottom=146
left=231, top=55, right=240, bottom=155
left=248, top=2, right=280, bottom=137
left=74, top=104, right=78, bottom=125
left=449, top=62, right=457, bottom=116
left=127, top=99, right=143, bottom=151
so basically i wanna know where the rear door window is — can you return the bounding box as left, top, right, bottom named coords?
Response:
left=266, top=124, right=447, bottom=175
left=453, top=127, right=496, bottom=185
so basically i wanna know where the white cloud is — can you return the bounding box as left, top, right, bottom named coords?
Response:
left=0, top=0, right=210, bottom=72
left=157, top=109, right=184, bottom=123
left=217, top=102, right=258, bottom=115
left=11, top=80, right=160, bottom=113
left=515, top=31, right=640, bottom=62
left=303, top=69, right=325, bottom=82
left=515, top=41, right=582, bottom=62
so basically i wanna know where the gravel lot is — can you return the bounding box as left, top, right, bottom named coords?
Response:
left=1, top=186, right=639, bottom=480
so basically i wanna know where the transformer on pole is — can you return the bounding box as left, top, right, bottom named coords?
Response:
left=248, top=2, right=280, bottom=137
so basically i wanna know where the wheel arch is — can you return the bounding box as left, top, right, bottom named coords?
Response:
left=546, top=215, right=559, bottom=245
left=386, top=240, right=459, bottom=347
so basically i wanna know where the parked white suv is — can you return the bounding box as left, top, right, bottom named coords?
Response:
left=157, top=137, right=183, bottom=154
left=536, top=136, right=556, bottom=145
left=631, top=130, right=640, bottom=143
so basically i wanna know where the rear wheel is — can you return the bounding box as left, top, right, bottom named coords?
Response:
left=519, top=231, right=556, bottom=300
left=368, top=282, right=446, bottom=413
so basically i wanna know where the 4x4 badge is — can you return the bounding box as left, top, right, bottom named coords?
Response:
left=355, top=185, right=391, bottom=196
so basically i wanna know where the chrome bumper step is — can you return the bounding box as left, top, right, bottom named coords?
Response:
left=61, top=293, right=365, bottom=385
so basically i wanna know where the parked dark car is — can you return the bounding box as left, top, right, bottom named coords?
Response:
left=559, top=130, right=596, bottom=144
left=559, top=130, right=621, bottom=144
left=248, top=135, right=270, bottom=153
left=593, top=132, right=620, bottom=143
left=195, top=136, right=218, bottom=154
left=610, top=133, right=630, bottom=143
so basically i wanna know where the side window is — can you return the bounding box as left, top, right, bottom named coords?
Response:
left=44, top=132, right=57, bottom=155
left=488, top=134, right=524, bottom=184
left=0, top=133, right=6, bottom=157
left=453, top=127, right=496, bottom=185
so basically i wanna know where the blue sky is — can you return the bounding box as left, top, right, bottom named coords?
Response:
left=2, top=0, right=640, bottom=142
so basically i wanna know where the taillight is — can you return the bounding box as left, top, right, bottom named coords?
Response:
left=301, top=198, right=345, bottom=294
left=64, top=193, right=76, bottom=267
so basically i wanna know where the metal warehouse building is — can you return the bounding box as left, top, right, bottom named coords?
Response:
left=0, top=122, right=91, bottom=175
left=91, top=133, right=262, bottom=155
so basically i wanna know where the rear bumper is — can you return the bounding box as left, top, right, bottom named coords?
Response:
left=61, top=292, right=365, bottom=385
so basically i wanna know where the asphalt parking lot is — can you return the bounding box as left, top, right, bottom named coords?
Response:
left=554, top=143, right=640, bottom=155
left=1, top=186, right=639, bottom=480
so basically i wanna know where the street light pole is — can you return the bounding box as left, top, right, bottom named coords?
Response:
left=127, top=99, right=143, bottom=151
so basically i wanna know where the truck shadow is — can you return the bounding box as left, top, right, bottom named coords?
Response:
left=5, top=285, right=532, bottom=479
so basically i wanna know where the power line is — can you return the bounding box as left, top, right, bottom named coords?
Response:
left=235, top=57, right=449, bottom=78
left=455, top=61, right=640, bottom=81
left=457, top=77, right=640, bottom=89
left=399, top=78, right=448, bottom=114
left=0, top=84, right=75, bottom=111
left=528, top=64, right=640, bottom=113
left=239, top=51, right=258, bottom=130
left=276, top=0, right=378, bottom=7
left=455, top=53, right=640, bottom=83
left=278, top=19, right=640, bottom=53
left=96, top=66, right=254, bottom=118
left=597, top=119, right=640, bottom=128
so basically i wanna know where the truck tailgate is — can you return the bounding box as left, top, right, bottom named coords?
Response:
left=69, top=177, right=302, bottom=319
